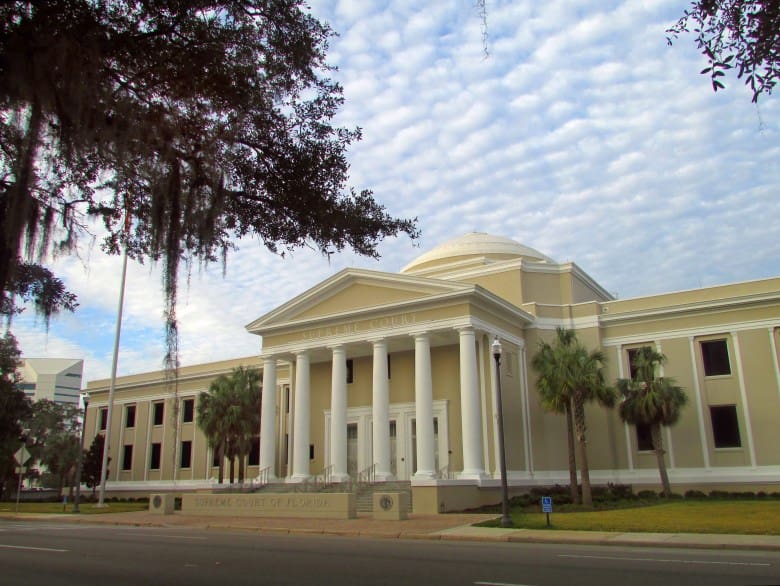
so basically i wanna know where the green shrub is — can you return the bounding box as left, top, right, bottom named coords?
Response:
left=684, top=490, right=707, bottom=499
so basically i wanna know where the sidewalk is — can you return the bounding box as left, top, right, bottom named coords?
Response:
left=3, top=509, right=780, bottom=551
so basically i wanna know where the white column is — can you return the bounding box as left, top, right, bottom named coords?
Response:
left=616, top=345, right=634, bottom=470
left=414, top=333, right=436, bottom=479
left=458, top=328, right=486, bottom=479
left=330, top=346, right=350, bottom=482
left=731, top=331, right=757, bottom=467
left=372, top=339, right=393, bottom=480
left=290, top=351, right=311, bottom=482
left=259, top=357, right=278, bottom=481
left=688, top=336, right=711, bottom=469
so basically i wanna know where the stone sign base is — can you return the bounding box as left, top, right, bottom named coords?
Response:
left=149, top=493, right=175, bottom=515
left=181, top=492, right=356, bottom=519
left=373, top=492, right=409, bottom=520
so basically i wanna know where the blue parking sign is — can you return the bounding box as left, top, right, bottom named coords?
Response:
left=541, top=496, right=553, bottom=513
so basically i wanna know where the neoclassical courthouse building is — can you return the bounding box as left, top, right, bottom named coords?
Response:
left=86, top=233, right=780, bottom=512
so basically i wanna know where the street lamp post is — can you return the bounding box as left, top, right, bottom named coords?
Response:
left=492, top=336, right=513, bottom=528
left=73, top=392, right=90, bottom=513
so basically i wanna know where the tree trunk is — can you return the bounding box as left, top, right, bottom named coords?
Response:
left=565, top=404, right=579, bottom=504
left=573, top=397, right=592, bottom=507
left=651, top=424, right=672, bottom=497
left=229, top=453, right=236, bottom=484
left=217, top=442, right=225, bottom=484
left=238, top=450, right=245, bottom=484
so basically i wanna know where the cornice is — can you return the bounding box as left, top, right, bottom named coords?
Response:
left=599, top=291, right=780, bottom=324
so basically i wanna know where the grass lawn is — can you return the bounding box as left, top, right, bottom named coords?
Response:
left=0, top=501, right=149, bottom=515
left=477, top=500, right=780, bottom=535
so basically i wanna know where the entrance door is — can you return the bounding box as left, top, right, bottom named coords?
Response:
left=389, top=420, right=397, bottom=477
left=347, top=423, right=358, bottom=477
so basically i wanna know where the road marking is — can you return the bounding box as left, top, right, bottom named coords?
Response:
left=116, top=532, right=207, bottom=540
left=558, top=554, right=770, bottom=567
left=475, top=582, right=536, bottom=586
left=0, top=544, right=67, bottom=553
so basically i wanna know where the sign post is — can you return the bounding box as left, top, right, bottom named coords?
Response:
left=541, top=496, right=553, bottom=527
left=14, top=446, right=31, bottom=514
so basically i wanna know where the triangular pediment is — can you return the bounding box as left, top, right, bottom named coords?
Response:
left=246, top=268, right=473, bottom=334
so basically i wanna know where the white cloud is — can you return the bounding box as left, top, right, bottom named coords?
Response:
left=14, top=0, right=780, bottom=383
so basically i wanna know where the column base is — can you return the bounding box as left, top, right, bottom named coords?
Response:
left=457, top=470, right=491, bottom=481
left=330, top=472, right=351, bottom=483
left=286, top=474, right=312, bottom=484
left=374, top=471, right=395, bottom=482
left=256, top=474, right=278, bottom=484
left=413, top=470, right=436, bottom=480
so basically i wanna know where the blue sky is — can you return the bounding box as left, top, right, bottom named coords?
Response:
left=13, top=0, right=780, bottom=384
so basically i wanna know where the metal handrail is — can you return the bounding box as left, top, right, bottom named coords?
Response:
left=357, top=463, right=376, bottom=486
left=257, top=466, right=271, bottom=486
left=314, top=465, right=333, bottom=489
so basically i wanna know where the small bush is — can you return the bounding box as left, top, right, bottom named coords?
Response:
left=637, top=490, right=658, bottom=500
left=684, top=490, right=707, bottom=499
left=709, top=490, right=730, bottom=499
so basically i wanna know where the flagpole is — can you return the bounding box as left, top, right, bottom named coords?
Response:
left=97, top=232, right=129, bottom=507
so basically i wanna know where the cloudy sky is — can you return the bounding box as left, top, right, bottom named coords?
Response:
left=13, top=0, right=780, bottom=385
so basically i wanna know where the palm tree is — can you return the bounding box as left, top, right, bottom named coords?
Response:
left=197, top=367, right=262, bottom=484
left=532, top=328, right=615, bottom=507
left=532, top=330, right=579, bottom=504
left=617, top=347, right=687, bottom=497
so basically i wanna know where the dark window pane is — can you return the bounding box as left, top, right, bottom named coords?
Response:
left=710, top=405, right=741, bottom=448
left=701, top=340, right=731, bottom=376
left=212, top=448, right=221, bottom=467
left=150, top=443, right=161, bottom=469
left=182, top=399, right=194, bottom=423
left=99, top=408, right=108, bottom=430
left=636, top=423, right=653, bottom=451
left=180, top=440, right=192, bottom=468
left=346, top=359, right=354, bottom=384
left=248, top=436, right=260, bottom=466
left=122, top=445, right=133, bottom=470
left=125, top=405, right=136, bottom=428
left=153, top=402, right=164, bottom=426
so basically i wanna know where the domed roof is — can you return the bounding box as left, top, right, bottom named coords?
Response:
left=401, top=232, right=553, bottom=274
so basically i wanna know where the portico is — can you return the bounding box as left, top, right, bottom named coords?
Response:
left=246, top=268, right=532, bottom=486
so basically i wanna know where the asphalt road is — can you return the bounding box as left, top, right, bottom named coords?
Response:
left=1, top=520, right=778, bottom=586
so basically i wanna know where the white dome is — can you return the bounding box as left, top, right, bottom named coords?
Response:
left=401, top=232, right=553, bottom=274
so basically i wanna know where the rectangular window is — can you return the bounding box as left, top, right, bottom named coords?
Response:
left=635, top=423, right=654, bottom=452
left=285, top=387, right=290, bottom=413
left=150, top=443, right=161, bottom=470
left=125, top=405, right=136, bottom=428
left=627, top=346, right=653, bottom=380
left=701, top=339, right=731, bottom=376
left=387, top=354, right=392, bottom=380
left=212, top=448, right=221, bottom=467
left=284, top=433, right=289, bottom=465
left=122, top=445, right=133, bottom=470
left=309, top=444, right=315, bottom=460
left=710, top=405, right=741, bottom=448
left=180, top=440, right=192, bottom=468
left=346, top=359, right=354, bottom=384
left=248, top=436, right=260, bottom=466
left=99, top=408, right=108, bottom=431
left=182, top=399, right=194, bottom=423
left=153, top=402, right=164, bottom=426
